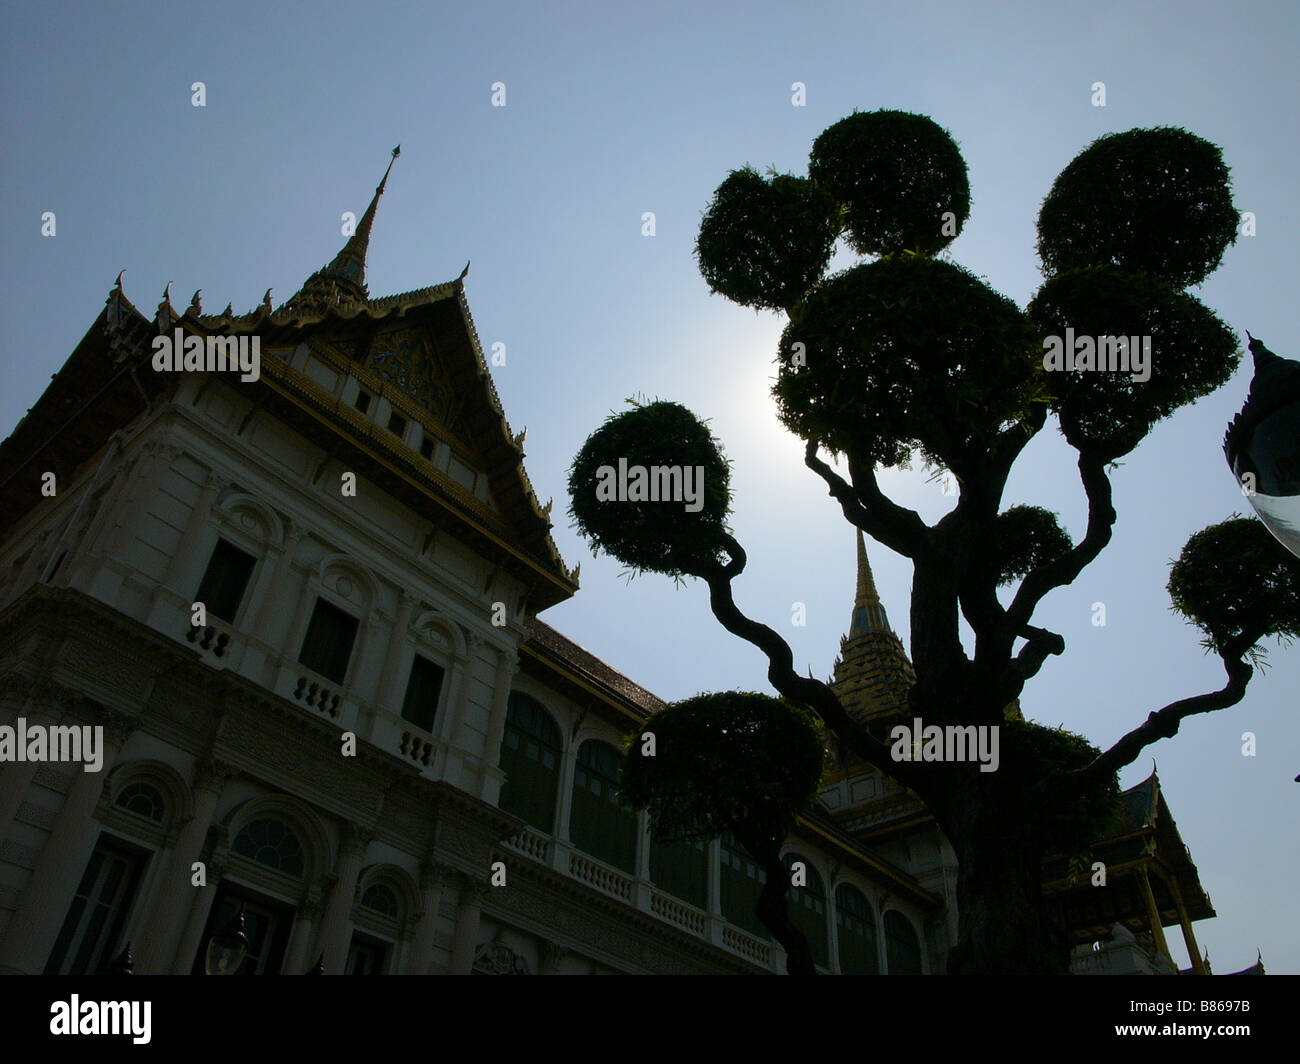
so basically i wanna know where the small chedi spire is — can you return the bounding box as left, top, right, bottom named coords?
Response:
left=279, top=146, right=401, bottom=317
left=831, top=531, right=916, bottom=725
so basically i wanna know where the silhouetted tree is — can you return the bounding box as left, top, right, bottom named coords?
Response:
left=621, top=691, right=824, bottom=974
left=569, top=111, right=1300, bottom=974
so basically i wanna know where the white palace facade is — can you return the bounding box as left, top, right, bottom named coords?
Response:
left=0, top=157, right=1223, bottom=975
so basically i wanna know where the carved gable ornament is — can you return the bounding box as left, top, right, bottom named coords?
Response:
left=472, top=940, right=531, bottom=975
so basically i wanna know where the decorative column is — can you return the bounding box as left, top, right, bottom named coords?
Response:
left=279, top=573, right=318, bottom=669
left=134, top=759, right=233, bottom=974
left=436, top=633, right=478, bottom=750
left=0, top=708, right=132, bottom=974
left=550, top=736, right=578, bottom=874
left=825, top=879, right=841, bottom=974
left=250, top=523, right=303, bottom=638
left=282, top=888, right=325, bottom=974
left=146, top=470, right=229, bottom=625
left=477, top=645, right=517, bottom=800
left=169, top=847, right=227, bottom=974
left=448, top=874, right=486, bottom=975
left=376, top=593, right=416, bottom=713
left=1138, top=866, right=1173, bottom=966
left=313, top=825, right=369, bottom=974
left=705, top=838, right=725, bottom=945
left=404, top=861, right=447, bottom=974
left=633, top=810, right=652, bottom=910
left=875, top=895, right=890, bottom=974
left=1167, top=875, right=1208, bottom=975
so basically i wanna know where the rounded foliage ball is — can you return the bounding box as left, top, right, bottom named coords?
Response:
left=621, top=691, right=824, bottom=843
left=1168, top=517, right=1300, bottom=655
left=999, top=720, right=1119, bottom=853
left=990, top=506, right=1072, bottom=587
left=695, top=168, right=841, bottom=311
left=1037, top=127, right=1239, bottom=289
left=1028, top=266, right=1239, bottom=460
left=808, top=109, right=970, bottom=256
left=567, top=401, right=732, bottom=578
left=774, top=256, right=1038, bottom=470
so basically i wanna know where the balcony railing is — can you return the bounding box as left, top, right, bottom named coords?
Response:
left=650, top=890, right=708, bottom=936
left=567, top=851, right=634, bottom=902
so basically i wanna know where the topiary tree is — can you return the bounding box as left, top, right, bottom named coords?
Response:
left=569, top=109, right=1300, bottom=974
left=621, top=691, right=825, bottom=974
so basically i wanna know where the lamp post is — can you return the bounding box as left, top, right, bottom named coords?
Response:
left=204, top=907, right=249, bottom=975
left=1224, top=333, right=1300, bottom=558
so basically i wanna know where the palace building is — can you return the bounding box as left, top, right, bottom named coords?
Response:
left=0, top=155, right=1236, bottom=975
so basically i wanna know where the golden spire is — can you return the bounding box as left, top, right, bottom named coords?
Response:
left=279, top=146, right=400, bottom=315
left=832, top=530, right=915, bottom=725
left=850, top=529, right=891, bottom=637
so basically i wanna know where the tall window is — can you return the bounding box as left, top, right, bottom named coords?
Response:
left=45, top=839, right=144, bottom=974
left=884, top=910, right=923, bottom=974
left=400, top=655, right=444, bottom=733
left=650, top=835, right=709, bottom=910
left=194, top=539, right=256, bottom=622
left=836, top=884, right=879, bottom=974
left=298, top=597, right=358, bottom=684
left=719, top=833, right=769, bottom=940
left=497, top=693, right=561, bottom=833
left=569, top=739, right=638, bottom=874
left=782, top=853, right=829, bottom=968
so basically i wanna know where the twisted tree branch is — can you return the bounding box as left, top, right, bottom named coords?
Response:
left=1007, top=453, right=1116, bottom=630
left=1039, top=637, right=1259, bottom=803
left=803, top=442, right=932, bottom=559
left=700, top=534, right=919, bottom=788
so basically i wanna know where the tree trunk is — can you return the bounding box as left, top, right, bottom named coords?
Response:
left=736, top=827, right=816, bottom=975
left=946, top=817, right=1071, bottom=974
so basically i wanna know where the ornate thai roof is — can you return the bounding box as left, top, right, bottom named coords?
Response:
left=2, top=152, right=579, bottom=609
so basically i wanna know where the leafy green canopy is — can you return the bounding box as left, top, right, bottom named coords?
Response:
left=999, top=720, right=1120, bottom=853
left=809, top=109, right=970, bottom=256
left=1028, top=266, right=1240, bottom=459
left=621, top=692, right=825, bottom=844
left=1168, top=516, right=1300, bottom=656
left=990, top=505, right=1072, bottom=587
left=695, top=168, right=841, bottom=312
left=1037, top=127, right=1239, bottom=289
left=567, top=400, right=732, bottom=578
left=774, top=255, right=1040, bottom=469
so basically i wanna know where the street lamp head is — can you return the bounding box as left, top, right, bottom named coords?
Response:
left=204, top=907, right=249, bottom=976
left=1224, top=332, right=1300, bottom=557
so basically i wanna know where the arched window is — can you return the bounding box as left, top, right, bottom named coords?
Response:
left=719, top=833, right=768, bottom=940
left=782, top=853, right=829, bottom=969
left=498, top=693, right=562, bottom=833
left=649, top=835, right=709, bottom=910
left=360, top=884, right=399, bottom=919
left=569, top=739, right=638, bottom=873
left=835, top=884, right=879, bottom=974
left=231, top=818, right=305, bottom=878
left=114, top=781, right=165, bottom=823
left=884, top=910, right=923, bottom=974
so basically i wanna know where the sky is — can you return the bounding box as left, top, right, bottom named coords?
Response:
left=2, top=0, right=1296, bottom=973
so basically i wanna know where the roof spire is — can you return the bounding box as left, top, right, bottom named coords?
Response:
left=830, top=530, right=915, bottom=725
left=279, top=146, right=400, bottom=317
left=851, top=529, right=891, bottom=636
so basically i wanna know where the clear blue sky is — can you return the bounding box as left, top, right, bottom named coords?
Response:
left=3, top=0, right=1296, bottom=973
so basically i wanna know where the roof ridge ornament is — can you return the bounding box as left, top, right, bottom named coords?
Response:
left=279, top=146, right=401, bottom=317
